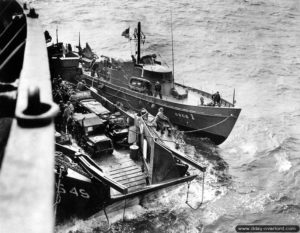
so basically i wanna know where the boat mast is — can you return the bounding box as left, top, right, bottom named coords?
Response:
left=171, top=11, right=175, bottom=88
left=56, top=26, right=58, bottom=44
left=233, top=88, right=236, bottom=107
left=137, top=22, right=141, bottom=64
left=78, top=32, right=81, bottom=48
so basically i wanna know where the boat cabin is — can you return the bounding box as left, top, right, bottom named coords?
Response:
left=128, top=76, right=152, bottom=94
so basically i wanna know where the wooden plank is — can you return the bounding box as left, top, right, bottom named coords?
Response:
left=110, top=158, right=133, bottom=164
left=109, top=163, right=138, bottom=173
left=114, top=172, right=145, bottom=182
left=119, top=176, right=146, bottom=186
left=128, top=185, right=146, bottom=193
left=107, top=162, right=137, bottom=171
left=109, top=165, right=141, bottom=174
left=124, top=179, right=146, bottom=188
left=110, top=168, right=143, bottom=178
left=109, top=167, right=141, bottom=177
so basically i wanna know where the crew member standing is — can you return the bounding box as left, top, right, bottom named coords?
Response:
left=154, top=81, right=162, bottom=99
left=200, top=96, right=204, bottom=106
left=153, top=107, right=169, bottom=134
left=212, top=91, right=221, bottom=106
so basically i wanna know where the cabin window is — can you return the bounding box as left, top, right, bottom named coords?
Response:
left=143, top=70, right=172, bottom=82
left=130, top=79, right=150, bottom=93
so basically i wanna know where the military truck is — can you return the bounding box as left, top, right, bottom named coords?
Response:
left=72, top=113, right=113, bottom=156
left=78, top=98, right=129, bottom=147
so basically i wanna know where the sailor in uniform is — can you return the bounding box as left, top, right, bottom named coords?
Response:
left=154, top=81, right=162, bottom=99
left=153, top=107, right=169, bottom=134
left=212, top=91, right=221, bottom=106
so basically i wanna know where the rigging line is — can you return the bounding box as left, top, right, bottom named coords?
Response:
left=123, top=197, right=127, bottom=222
left=181, top=115, right=232, bottom=134
left=170, top=9, right=175, bottom=88
left=53, top=166, right=65, bottom=216
left=127, top=128, right=185, bottom=145
left=185, top=171, right=205, bottom=210
left=105, top=91, right=141, bottom=112
left=102, top=205, right=111, bottom=232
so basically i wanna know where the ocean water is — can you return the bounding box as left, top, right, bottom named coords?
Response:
left=32, top=0, right=300, bottom=232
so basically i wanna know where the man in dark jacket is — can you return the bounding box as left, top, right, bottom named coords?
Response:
left=212, top=91, right=221, bottom=106
left=154, top=81, right=162, bottom=99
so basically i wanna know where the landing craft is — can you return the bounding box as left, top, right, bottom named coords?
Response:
left=52, top=80, right=206, bottom=222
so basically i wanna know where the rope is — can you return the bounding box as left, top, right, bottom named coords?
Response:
left=181, top=115, right=232, bottom=134
left=185, top=171, right=205, bottom=210
left=127, top=125, right=186, bottom=145
left=120, top=196, right=128, bottom=232
left=54, top=166, right=65, bottom=216
left=122, top=197, right=127, bottom=222
left=102, top=205, right=111, bottom=232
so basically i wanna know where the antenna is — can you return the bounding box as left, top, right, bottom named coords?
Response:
left=233, top=88, right=236, bottom=107
left=137, top=22, right=141, bottom=64
left=170, top=11, right=175, bottom=88
left=56, top=26, right=58, bottom=44
left=78, top=32, right=81, bottom=48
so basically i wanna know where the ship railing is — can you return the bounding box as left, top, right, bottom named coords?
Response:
left=175, top=82, right=234, bottom=107
left=0, top=4, right=56, bottom=233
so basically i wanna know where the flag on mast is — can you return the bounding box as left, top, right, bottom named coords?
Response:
left=121, top=27, right=130, bottom=38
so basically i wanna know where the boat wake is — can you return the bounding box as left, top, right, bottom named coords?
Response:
left=267, top=130, right=292, bottom=173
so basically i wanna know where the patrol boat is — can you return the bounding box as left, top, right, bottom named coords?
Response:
left=80, top=22, right=241, bottom=145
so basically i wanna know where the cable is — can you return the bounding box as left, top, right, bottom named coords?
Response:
left=181, top=115, right=232, bottom=134
left=102, top=206, right=111, bottom=232
left=185, top=171, right=205, bottom=210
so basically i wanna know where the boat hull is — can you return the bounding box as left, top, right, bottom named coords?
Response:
left=81, top=75, right=241, bottom=145
left=55, top=173, right=109, bottom=221
left=55, top=172, right=195, bottom=221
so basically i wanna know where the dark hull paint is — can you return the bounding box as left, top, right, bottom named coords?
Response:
left=82, top=75, right=241, bottom=145
left=55, top=172, right=196, bottom=221
left=55, top=174, right=109, bottom=221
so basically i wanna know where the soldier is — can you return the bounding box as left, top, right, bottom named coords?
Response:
left=200, top=96, right=204, bottom=106
left=62, top=106, right=72, bottom=132
left=154, top=81, right=162, bottom=99
left=153, top=107, right=169, bottom=134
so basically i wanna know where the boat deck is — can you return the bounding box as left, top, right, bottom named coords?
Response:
left=165, top=84, right=209, bottom=106
left=82, top=71, right=233, bottom=108
left=92, top=150, right=147, bottom=197
left=57, top=138, right=147, bottom=196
